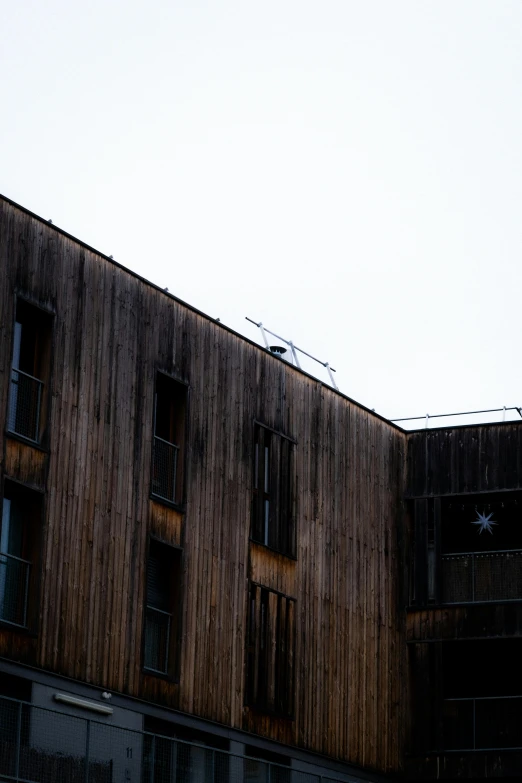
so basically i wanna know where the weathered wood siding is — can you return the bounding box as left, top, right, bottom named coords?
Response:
left=0, top=197, right=406, bottom=773
left=5, top=439, right=47, bottom=490
left=406, top=425, right=522, bottom=779
left=407, top=423, right=522, bottom=498
left=407, top=603, right=522, bottom=643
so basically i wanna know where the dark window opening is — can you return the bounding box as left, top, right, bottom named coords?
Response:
left=152, top=374, right=187, bottom=506
left=0, top=483, right=42, bottom=630
left=0, top=674, right=32, bottom=767
left=441, top=492, right=522, bottom=604
left=442, top=639, right=522, bottom=699
left=441, top=640, right=522, bottom=751
left=410, top=493, right=522, bottom=606
left=144, top=716, right=229, bottom=750
left=246, top=583, right=295, bottom=718
left=143, top=717, right=229, bottom=783
left=143, top=539, right=182, bottom=678
left=244, top=745, right=290, bottom=783
left=442, top=493, right=522, bottom=555
left=7, top=300, right=52, bottom=444
left=251, top=425, right=295, bottom=557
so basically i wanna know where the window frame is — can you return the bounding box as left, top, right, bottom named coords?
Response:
left=142, top=535, right=183, bottom=682
left=409, top=489, right=522, bottom=609
left=0, top=478, right=44, bottom=634
left=251, top=421, right=296, bottom=559
left=6, top=296, right=54, bottom=449
left=150, top=371, right=189, bottom=511
left=245, top=581, right=296, bottom=719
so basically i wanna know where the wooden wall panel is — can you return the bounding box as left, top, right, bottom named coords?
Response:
left=407, top=603, right=522, bottom=642
left=408, top=424, right=522, bottom=498
left=0, top=196, right=407, bottom=774
left=149, top=501, right=183, bottom=548
left=249, top=543, right=297, bottom=597
left=4, top=439, right=47, bottom=490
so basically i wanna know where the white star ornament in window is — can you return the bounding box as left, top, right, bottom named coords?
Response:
left=471, top=511, right=497, bottom=535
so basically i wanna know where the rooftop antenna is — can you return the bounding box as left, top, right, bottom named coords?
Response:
left=246, top=317, right=339, bottom=390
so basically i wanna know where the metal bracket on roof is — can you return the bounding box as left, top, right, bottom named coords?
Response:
left=245, top=317, right=339, bottom=390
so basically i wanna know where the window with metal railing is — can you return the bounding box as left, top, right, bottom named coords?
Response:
left=411, top=492, right=522, bottom=606
left=436, top=638, right=522, bottom=752
left=442, top=694, right=522, bottom=751
left=7, top=299, right=52, bottom=445
left=0, top=484, right=41, bottom=630
left=151, top=373, right=187, bottom=506
left=441, top=492, right=522, bottom=605
left=143, top=538, right=182, bottom=678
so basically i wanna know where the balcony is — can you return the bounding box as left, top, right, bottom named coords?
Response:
left=442, top=549, right=522, bottom=604
left=7, top=368, right=44, bottom=443
left=442, top=695, right=522, bottom=751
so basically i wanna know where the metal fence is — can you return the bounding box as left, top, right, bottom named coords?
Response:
left=0, top=697, right=358, bottom=783
left=0, top=553, right=31, bottom=628
left=441, top=695, right=522, bottom=751
left=151, top=436, right=179, bottom=504
left=441, top=549, right=522, bottom=604
left=7, top=369, right=43, bottom=443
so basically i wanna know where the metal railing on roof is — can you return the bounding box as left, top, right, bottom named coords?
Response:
left=391, top=406, right=522, bottom=428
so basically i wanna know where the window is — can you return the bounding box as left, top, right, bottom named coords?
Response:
left=412, top=492, right=522, bottom=606
left=7, top=300, right=52, bottom=444
left=0, top=674, right=31, bottom=768
left=151, top=374, right=187, bottom=506
left=246, top=583, right=296, bottom=718
left=441, top=640, right=522, bottom=751
left=251, top=424, right=295, bottom=557
left=0, top=483, right=41, bottom=629
left=244, top=746, right=290, bottom=783
left=143, top=539, right=182, bottom=677
left=143, top=717, right=230, bottom=783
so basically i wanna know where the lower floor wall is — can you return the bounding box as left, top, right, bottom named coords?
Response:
left=0, top=661, right=386, bottom=783
left=3, top=659, right=522, bottom=782
left=405, top=754, right=522, bottom=781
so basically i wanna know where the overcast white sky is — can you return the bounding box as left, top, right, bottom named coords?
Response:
left=2, top=1, right=522, bottom=428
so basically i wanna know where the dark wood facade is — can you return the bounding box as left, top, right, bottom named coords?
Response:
left=406, top=424, right=522, bottom=779
left=0, top=196, right=407, bottom=776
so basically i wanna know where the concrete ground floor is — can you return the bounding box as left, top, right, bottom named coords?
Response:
left=0, top=659, right=389, bottom=783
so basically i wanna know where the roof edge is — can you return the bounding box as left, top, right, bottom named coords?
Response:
left=0, top=192, right=405, bottom=434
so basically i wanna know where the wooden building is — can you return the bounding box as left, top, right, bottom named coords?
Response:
left=0, top=193, right=521, bottom=782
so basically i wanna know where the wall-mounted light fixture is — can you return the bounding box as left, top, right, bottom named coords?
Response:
left=53, top=693, right=113, bottom=716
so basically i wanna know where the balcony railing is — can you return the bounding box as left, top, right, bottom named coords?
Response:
left=441, top=549, right=522, bottom=604
left=0, top=551, right=31, bottom=628
left=151, top=435, right=179, bottom=503
left=0, top=695, right=347, bottom=782
left=7, top=368, right=43, bottom=443
left=144, top=605, right=171, bottom=674
left=442, top=695, right=522, bottom=751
